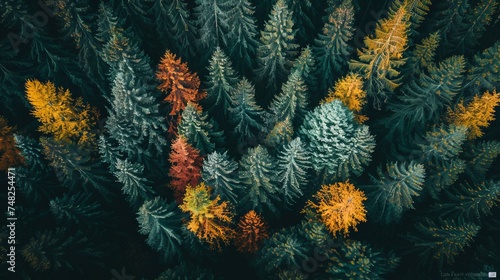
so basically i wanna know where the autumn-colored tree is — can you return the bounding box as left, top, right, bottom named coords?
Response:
left=235, top=210, right=269, bottom=253
left=156, top=50, right=206, bottom=116
left=168, top=136, right=203, bottom=202
left=25, top=80, right=95, bottom=145
left=180, top=182, right=235, bottom=249
left=322, top=73, right=368, bottom=123
left=305, top=181, right=367, bottom=236
left=447, top=90, right=500, bottom=139
left=0, top=116, right=24, bottom=171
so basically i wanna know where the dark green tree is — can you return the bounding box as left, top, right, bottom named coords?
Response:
left=194, top=0, right=234, bottom=57
left=285, top=0, right=316, bottom=44
left=50, top=192, right=111, bottom=226
left=277, top=138, right=310, bottom=206
left=201, top=151, right=243, bottom=205
left=401, top=32, right=440, bottom=80
left=229, top=78, right=264, bottom=143
left=291, top=46, right=317, bottom=96
left=390, top=0, right=432, bottom=37
left=465, top=141, right=500, bottom=181
left=114, top=158, right=155, bottom=209
left=419, top=125, right=467, bottom=161
left=466, top=41, right=500, bottom=92
left=155, top=263, right=215, bottom=280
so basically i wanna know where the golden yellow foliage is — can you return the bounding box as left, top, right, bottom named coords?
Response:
left=180, top=182, right=235, bottom=249
left=322, top=74, right=368, bottom=123
left=305, top=181, right=367, bottom=237
left=0, top=116, right=24, bottom=171
left=25, top=80, right=95, bottom=145
left=447, top=90, right=500, bottom=139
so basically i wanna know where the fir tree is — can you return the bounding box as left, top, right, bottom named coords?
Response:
left=255, top=0, right=299, bottom=92
left=114, top=158, right=155, bottom=208
left=235, top=210, right=269, bottom=253
left=291, top=46, right=317, bottom=95
left=419, top=125, right=468, bottom=161
left=466, top=41, right=500, bottom=92
left=465, top=141, right=500, bottom=181
left=390, top=0, right=431, bottom=37
left=238, top=146, right=281, bottom=215
left=229, top=78, right=264, bottom=143
left=194, top=0, right=234, bottom=57
left=201, top=151, right=242, bottom=205
left=50, top=192, right=111, bottom=226
left=401, top=32, right=440, bottom=79
left=264, top=117, right=294, bottom=149
left=432, top=0, right=469, bottom=53
left=285, top=0, right=316, bottom=44
left=426, top=158, right=467, bottom=199
left=0, top=116, right=24, bottom=171
left=137, top=197, right=183, bottom=261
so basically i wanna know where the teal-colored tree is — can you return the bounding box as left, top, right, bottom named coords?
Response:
left=201, top=151, right=243, bottom=205
left=465, top=141, right=500, bottom=181
left=291, top=46, right=317, bottom=96
left=277, top=138, right=310, bottom=206
left=299, top=100, right=375, bottom=182
left=194, top=0, right=233, bottom=57
left=238, top=146, right=281, bottom=215
left=432, top=0, right=469, bottom=54
left=155, top=263, right=215, bottom=280
left=229, top=78, right=264, bottom=143
left=426, top=159, right=467, bottom=199
left=406, top=218, right=480, bottom=270
left=255, top=0, right=299, bottom=93
left=285, top=0, right=316, bottom=44
left=137, top=197, right=183, bottom=261
left=177, top=103, right=224, bottom=156
left=50, top=192, right=111, bottom=226
left=264, top=117, right=294, bottom=149
left=389, top=0, right=431, bottom=37
left=313, top=0, right=354, bottom=92
left=114, top=158, right=155, bottom=209
left=420, top=125, right=468, bottom=161
left=366, top=162, right=425, bottom=224
left=204, top=47, right=239, bottom=121
left=466, top=41, right=500, bottom=92
left=225, top=0, right=259, bottom=74
left=401, top=32, right=440, bottom=80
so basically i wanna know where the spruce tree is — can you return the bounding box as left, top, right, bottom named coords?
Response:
left=401, top=32, right=440, bottom=79
left=114, top=158, right=155, bottom=209
left=50, top=192, right=111, bottom=226
left=285, top=0, right=316, bottom=44
left=465, top=141, right=500, bottom=181
left=201, top=151, right=242, bottom=205
left=466, top=41, right=500, bottom=92
left=389, top=0, right=431, bottom=37
left=291, top=46, right=317, bottom=96
left=229, top=78, right=264, bottom=143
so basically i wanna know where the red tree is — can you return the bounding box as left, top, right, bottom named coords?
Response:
left=235, top=210, right=269, bottom=253
left=0, top=116, right=24, bottom=171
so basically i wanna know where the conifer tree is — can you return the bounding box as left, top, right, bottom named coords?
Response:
left=264, top=118, right=294, bottom=149
left=168, top=136, right=203, bottom=202
left=194, top=0, right=234, bottom=57
left=0, top=116, right=24, bottom=171
left=390, top=0, right=431, bottom=37
left=366, top=162, right=425, bottom=224
left=277, top=138, right=310, bottom=206
left=447, top=90, right=500, bottom=139
left=426, top=159, right=467, bottom=199
left=225, top=0, right=259, bottom=74
left=306, top=181, right=367, bottom=237
left=465, top=141, right=500, bottom=181
left=180, top=183, right=235, bottom=249
left=322, top=73, right=367, bottom=123
left=313, top=0, right=355, bottom=91
left=420, top=125, right=467, bottom=161
left=255, top=0, right=299, bottom=92
left=137, top=197, right=183, bottom=261
left=432, top=0, right=469, bottom=53
left=238, top=146, right=281, bottom=215
left=349, top=4, right=410, bottom=107
left=402, top=32, right=440, bottom=79
left=466, top=41, right=500, bottom=92
left=291, top=46, right=317, bottom=95
left=235, top=210, right=269, bottom=253
left=155, top=263, right=216, bottom=280
left=50, top=192, right=111, bottom=226
left=114, top=158, right=155, bottom=208
left=285, top=0, right=316, bottom=44
left=229, top=78, right=264, bottom=143
left=201, top=151, right=242, bottom=205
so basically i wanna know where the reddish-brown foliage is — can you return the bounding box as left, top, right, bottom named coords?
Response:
left=235, top=210, right=269, bottom=253
left=0, top=116, right=24, bottom=171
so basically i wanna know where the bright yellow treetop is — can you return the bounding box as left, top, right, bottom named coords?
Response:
left=305, top=181, right=367, bottom=237
left=25, top=80, right=95, bottom=145
left=448, top=90, right=500, bottom=139
left=322, top=73, right=368, bottom=123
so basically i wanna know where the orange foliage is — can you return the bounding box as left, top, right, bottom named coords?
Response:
left=179, top=183, right=235, bottom=249
left=156, top=50, right=206, bottom=116
left=0, top=116, right=24, bottom=171
left=168, top=136, right=203, bottom=203
left=235, top=210, right=269, bottom=253
left=25, top=79, right=95, bottom=145
left=448, top=90, right=500, bottom=139
left=305, top=181, right=367, bottom=237
left=322, top=73, right=368, bottom=123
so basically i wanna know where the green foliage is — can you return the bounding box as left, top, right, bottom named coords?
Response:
left=229, top=78, right=264, bottom=142
left=194, top=0, right=233, bottom=57
left=285, top=0, right=316, bottom=43
left=465, top=141, right=500, bottom=181
left=366, top=162, right=425, bottom=224
left=277, top=138, right=310, bottom=206
left=114, top=158, right=155, bottom=208
left=50, top=192, right=110, bottom=226
left=402, top=32, right=440, bottom=79
left=202, top=151, right=243, bottom=205
left=238, top=146, right=281, bottom=214
left=291, top=46, right=317, bottom=95
left=137, top=197, right=183, bottom=261
left=390, top=0, right=431, bottom=37
left=264, top=117, right=294, bottom=149
left=420, top=125, right=468, bottom=161
left=155, top=263, right=216, bottom=280
left=255, top=0, right=299, bottom=92
left=432, top=0, right=469, bottom=52
left=466, top=41, right=500, bottom=92
left=426, top=158, right=467, bottom=199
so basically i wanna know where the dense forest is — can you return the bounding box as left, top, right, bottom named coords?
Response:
left=1, top=0, right=499, bottom=279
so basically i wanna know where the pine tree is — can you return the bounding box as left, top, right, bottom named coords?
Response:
left=291, top=46, right=317, bottom=95
left=225, top=0, right=259, bottom=74
left=177, top=103, right=224, bottom=156
left=322, top=73, right=367, bottom=123
left=401, top=32, right=440, bottom=79
left=168, top=136, right=203, bottom=202
left=25, top=79, right=95, bottom=146
left=390, top=0, right=431, bottom=37
left=137, top=197, right=183, bottom=261
left=306, top=181, right=367, bottom=236
left=447, top=90, right=500, bottom=139
left=406, top=218, right=480, bottom=269
left=235, top=210, right=269, bottom=253
left=349, top=4, right=409, bottom=107
left=50, top=192, right=111, bottom=226
left=255, top=0, right=299, bottom=92
left=194, top=0, right=233, bottom=57
left=313, top=0, right=355, bottom=91
left=366, top=162, right=425, bottom=224
left=114, top=158, right=155, bottom=208
left=229, top=78, right=264, bottom=143
left=0, top=116, right=24, bottom=171
left=180, top=182, right=235, bottom=249
left=204, top=47, right=239, bottom=120
left=201, top=151, right=242, bottom=205
left=276, top=138, right=310, bottom=206
left=465, top=141, right=500, bottom=181
left=238, top=145, right=281, bottom=215
left=156, top=50, right=206, bottom=116
left=466, top=41, right=500, bottom=92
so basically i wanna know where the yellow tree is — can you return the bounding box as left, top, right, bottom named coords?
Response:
left=25, top=80, right=95, bottom=145
left=349, top=4, right=410, bottom=107
left=0, top=116, right=24, bottom=171
left=179, top=182, right=235, bottom=249
left=447, top=90, right=500, bottom=139
left=305, top=181, right=367, bottom=237
left=235, top=210, right=269, bottom=253
left=322, top=73, right=368, bottom=123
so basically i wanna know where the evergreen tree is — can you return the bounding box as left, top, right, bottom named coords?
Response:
left=401, top=32, right=440, bottom=79
left=419, top=125, right=467, bottom=161
left=50, top=192, right=111, bottom=226
left=0, top=116, right=24, bottom=171
left=194, top=0, right=233, bottom=57
left=235, top=210, right=269, bottom=253
left=432, top=0, right=469, bottom=53
left=465, top=141, right=500, bottom=181
left=322, top=73, right=368, bottom=123
left=390, top=0, right=431, bottom=37
left=255, top=0, right=299, bottom=93
left=114, top=158, right=155, bottom=208
left=238, top=146, right=281, bottom=215
left=291, top=46, right=317, bottom=95
left=137, top=197, right=183, bottom=261
left=285, top=0, right=316, bottom=44
left=264, top=117, right=294, bottom=149
left=276, top=138, right=310, bottom=206
left=466, top=41, right=500, bottom=92
left=229, top=78, right=264, bottom=143
left=201, top=151, right=242, bottom=205
left=366, top=162, right=425, bottom=224
left=313, top=0, right=355, bottom=91
left=155, top=263, right=216, bottom=280
left=426, top=158, right=467, bottom=199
